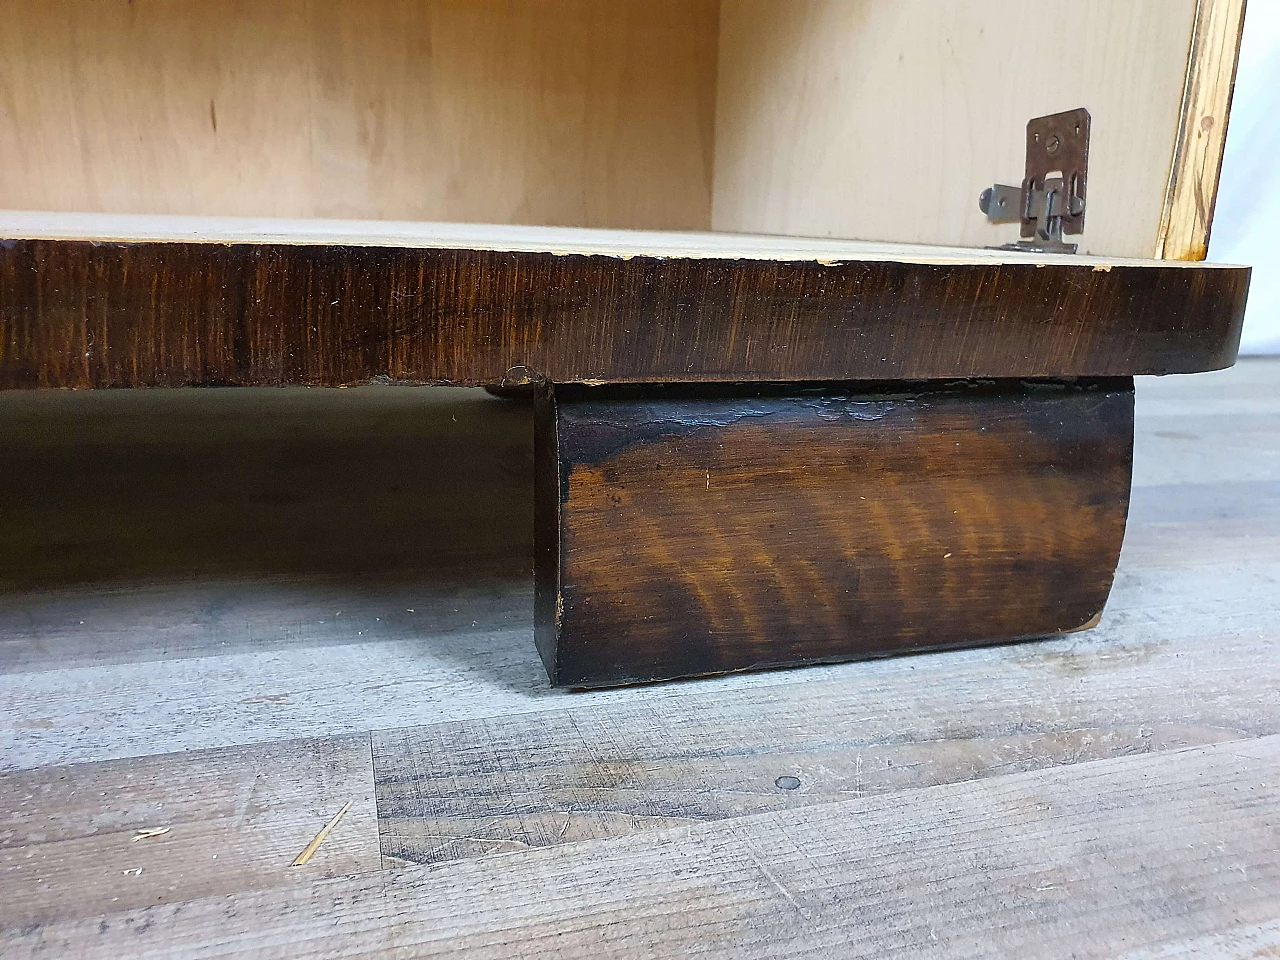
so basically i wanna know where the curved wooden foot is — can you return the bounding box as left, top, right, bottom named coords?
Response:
left=534, top=379, right=1134, bottom=687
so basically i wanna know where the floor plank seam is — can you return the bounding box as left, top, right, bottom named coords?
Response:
left=368, top=728, right=389, bottom=874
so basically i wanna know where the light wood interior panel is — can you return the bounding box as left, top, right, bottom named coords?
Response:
left=0, top=0, right=719, bottom=229
left=712, top=0, right=1200, bottom=258
left=0, top=0, right=1236, bottom=253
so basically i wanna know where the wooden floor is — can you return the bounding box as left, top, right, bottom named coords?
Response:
left=2, top=360, right=1278, bottom=957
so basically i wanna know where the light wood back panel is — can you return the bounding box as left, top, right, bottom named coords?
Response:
left=712, top=0, right=1201, bottom=258
left=0, top=0, right=718, bottom=229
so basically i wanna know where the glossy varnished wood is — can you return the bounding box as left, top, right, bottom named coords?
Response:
left=0, top=237, right=1247, bottom=388
left=535, top=380, right=1135, bottom=687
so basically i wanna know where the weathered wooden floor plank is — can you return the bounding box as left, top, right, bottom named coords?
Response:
left=3, top=473, right=1275, bottom=772
left=373, top=505, right=1280, bottom=865
left=0, top=571, right=532, bottom=677
left=8, top=735, right=1278, bottom=958
left=536, top=380, right=1134, bottom=686
left=0, top=362, right=1277, bottom=773
left=0, top=735, right=379, bottom=930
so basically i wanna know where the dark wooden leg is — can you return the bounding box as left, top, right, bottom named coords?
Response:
left=534, top=379, right=1134, bottom=688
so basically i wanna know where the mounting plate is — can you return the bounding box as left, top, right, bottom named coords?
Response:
left=980, top=107, right=1091, bottom=254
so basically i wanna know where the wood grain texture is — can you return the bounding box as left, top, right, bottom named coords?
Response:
left=0, top=239, right=1248, bottom=388
left=0, top=385, right=532, bottom=591
left=8, top=736, right=1279, bottom=958
left=536, top=380, right=1134, bottom=687
left=0, top=364, right=1275, bottom=772
left=0, top=211, right=1243, bottom=263
left=0, top=0, right=1223, bottom=258
left=374, top=598, right=1279, bottom=866
left=1, top=362, right=1278, bottom=955
left=1155, top=0, right=1248, bottom=260
left=4, top=476, right=1277, bottom=770
left=713, top=0, right=1200, bottom=258
left=0, top=735, right=379, bottom=930
left=0, top=0, right=717, bottom=230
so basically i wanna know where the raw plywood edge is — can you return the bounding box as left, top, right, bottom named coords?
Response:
left=711, top=1, right=1201, bottom=259
left=1155, top=0, right=1247, bottom=260
left=0, top=211, right=1247, bottom=270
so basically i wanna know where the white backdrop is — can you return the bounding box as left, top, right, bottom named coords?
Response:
left=1209, top=0, right=1280, bottom=354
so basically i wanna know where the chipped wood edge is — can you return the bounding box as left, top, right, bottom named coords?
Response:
left=0, top=210, right=1242, bottom=270
left=1154, top=0, right=1247, bottom=260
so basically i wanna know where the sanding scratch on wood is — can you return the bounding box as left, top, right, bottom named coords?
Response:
left=745, top=847, right=812, bottom=920
left=291, top=799, right=353, bottom=867
left=417, top=835, right=533, bottom=864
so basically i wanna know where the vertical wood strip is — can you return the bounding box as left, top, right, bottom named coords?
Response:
left=1154, top=0, right=1248, bottom=260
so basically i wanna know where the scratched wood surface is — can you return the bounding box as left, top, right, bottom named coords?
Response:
left=0, top=222, right=1250, bottom=388
left=537, top=380, right=1134, bottom=686
left=1, top=359, right=1278, bottom=956
left=0, top=736, right=379, bottom=930
left=8, top=739, right=1280, bottom=958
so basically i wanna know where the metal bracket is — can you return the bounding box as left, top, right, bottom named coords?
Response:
left=979, top=108, right=1090, bottom=254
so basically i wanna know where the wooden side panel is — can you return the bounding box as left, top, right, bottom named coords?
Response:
left=0, top=0, right=717, bottom=230
left=713, top=0, right=1200, bottom=257
left=1155, top=0, right=1248, bottom=260
left=537, top=381, right=1134, bottom=687
left=0, top=736, right=379, bottom=929
left=0, top=241, right=1248, bottom=388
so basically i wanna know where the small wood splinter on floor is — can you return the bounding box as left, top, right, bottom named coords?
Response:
left=291, top=799, right=353, bottom=867
left=132, top=827, right=171, bottom=842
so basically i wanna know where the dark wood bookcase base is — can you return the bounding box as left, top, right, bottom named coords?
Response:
left=534, top=378, right=1135, bottom=688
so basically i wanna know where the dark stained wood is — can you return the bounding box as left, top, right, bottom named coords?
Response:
left=0, top=239, right=1247, bottom=388
left=535, top=379, right=1135, bottom=687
